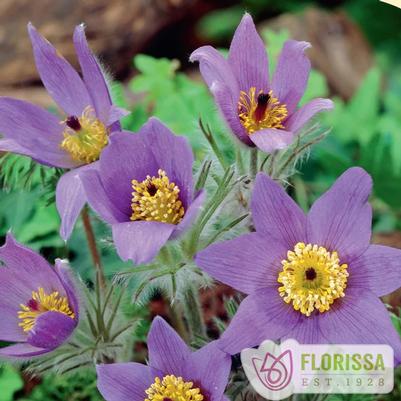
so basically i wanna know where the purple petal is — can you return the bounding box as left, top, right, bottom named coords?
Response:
left=252, top=173, right=307, bottom=248
left=319, top=288, right=401, bottom=363
left=189, top=45, right=238, bottom=98
left=285, top=98, right=334, bottom=133
left=112, top=222, right=174, bottom=265
left=228, top=13, right=269, bottom=92
left=80, top=169, right=128, bottom=224
left=0, top=343, right=47, bottom=359
left=0, top=268, right=28, bottom=342
left=27, top=311, right=76, bottom=350
left=136, top=118, right=195, bottom=208
left=28, top=23, right=91, bottom=116
left=0, top=139, right=58, bottom=168
left=190, top=341, right=231, bottom=401
left=189, top=45, right=251, bottom=145
left=97, top=363, right=153, bottom=401
left=73, top=24, right=112, bottom=122
left=100, top=119, right=194, bottom=212
left=99, top=132, right=157, bottom=217
left=307, top=167, right=372, bottom=263
left=348, top=245, right=401, bottom=297
left=56, top=165, right=93, bottom=240
left=210, top=81, right=252, bottom=145
left=282, top=314, right=327, bottom=343
left=271, top=40, right=311, bottom=114
left=249, top=128, right=294, bottom=153
left=0, top=233, right=65, bottom=295
left=107, top=105, right=130, bottom=126
left=55, top=259, right=80, bottom=320
left=147, top=316, right=191, bottom=376
left=0, top=97, right=76, bottom=168
left=171, top=190, right=205, bottom=239
left=196, top=232, right=287, bottom=294
left=219, top=288, right=299, bottom=355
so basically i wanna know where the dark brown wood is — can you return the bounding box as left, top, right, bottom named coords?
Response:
left=0, top=0, right=196, bottom=87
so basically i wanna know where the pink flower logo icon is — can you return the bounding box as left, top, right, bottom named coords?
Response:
left=252, top=349, right=293, bottom=391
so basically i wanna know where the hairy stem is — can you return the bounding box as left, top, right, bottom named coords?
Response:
left=250, top=148, right=258, bottom=178
left=183, top=286, right=206, bottom=340
left=81, top=206, right=105, bottom=289
left=168, top=301, right=189, bottom=342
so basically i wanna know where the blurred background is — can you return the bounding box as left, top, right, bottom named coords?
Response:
left=1, top=0, right=401, bottom=400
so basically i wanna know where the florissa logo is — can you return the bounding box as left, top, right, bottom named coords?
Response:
left=380, top=0, right=401, bottom=9
left=241, top=340, right=394, bottom=401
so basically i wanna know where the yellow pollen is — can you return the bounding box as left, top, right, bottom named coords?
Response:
left=131, top=169, right=185, bottom=224
left=277, top=242, right=349, bottom=317
left=145, top=375, right=204, bottom=401
left=18, top=287, right=75, bottom=332
left=60, top=106, right=108, bottom=164
left=238, top=87, right=288, bottom=134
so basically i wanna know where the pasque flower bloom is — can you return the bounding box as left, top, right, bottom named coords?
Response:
left=190, top=13, right=333, bottom=153
left=97, top=316, right=231, bottom=401
left=196, top=168, right=401, bottom=362
left=0, top=24, right=128, bottom=240
left=80, top=117, right=204, bottom=265
left=0, top=234, right=79, bottom=358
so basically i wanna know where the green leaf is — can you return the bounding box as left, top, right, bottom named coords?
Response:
left=262, top=29, right=290, bottom=72
left=196, top=6, right=244, bottom=41
left=0, top=365, right=23, bottom=401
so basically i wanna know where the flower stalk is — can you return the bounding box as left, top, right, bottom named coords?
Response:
left=183, top=286, right=207, bottom=340
left=249, top=148, right=258, bottom=178
left=81, top=206, right=105, bottom=289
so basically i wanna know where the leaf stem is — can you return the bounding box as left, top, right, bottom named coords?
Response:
left=81, top=206, right=105, bottom=289
left=250, top=148, right=258, bottom=178
left=183, top=286, right=206, bottom=340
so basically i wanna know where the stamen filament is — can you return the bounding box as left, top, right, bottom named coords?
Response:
left=145, top=375, right=204, bottom=401
left=131, top=169, right=185, bottom=224
left=278, top=242, right=349, bottom=316
left=238, top=87, right=288, bottom=134
left=18, top=287, right=75, bottom=332
left=61, top=106, right=108, bottom=164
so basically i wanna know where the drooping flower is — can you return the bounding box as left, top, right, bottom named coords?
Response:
left=196, top=168, right=401, bottom=362
left=79, top=117, right=204, bottom=265
left=97, top=316, right=231, bottom=401
left=0, top=24, right=128, bottom=240
left=190, top=13, right=333, bottom=153
left=0, top=234, right=79, bottom=358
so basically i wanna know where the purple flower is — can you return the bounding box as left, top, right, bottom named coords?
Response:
left=190, top=13, right=333, bottom=153
left=97, top=316, right=231, bottom=401
left=196, top=168, right=401, bottom=362
left=0, top=24, right=128, bottom=240
left=80, top=117, right=204, bottom=265
left=0, top=234, right=79, bottom=358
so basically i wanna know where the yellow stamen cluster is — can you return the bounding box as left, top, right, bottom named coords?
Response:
left=60, top=107, right=108, bottom=164
left=18, top=287, right=75, bottom=332
left=131, top=169, right=185, bottom=224
left=278, top=242, right=349, bottom=317
left=238, top=87, right=288, bottom=134
left=145, top=375, right=204, bottom=401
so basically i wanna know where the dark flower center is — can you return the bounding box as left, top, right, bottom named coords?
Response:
left=27, top=299, right=39, bottom=311
left=65, top=115, right=82, bottom=131
left=254, top=92, right=271, bottom=122
left=147, top=183, right=158, bottom=196
left=257, top=92, right=270, bottom=105
left=305, top=267, right=317, bottom=281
